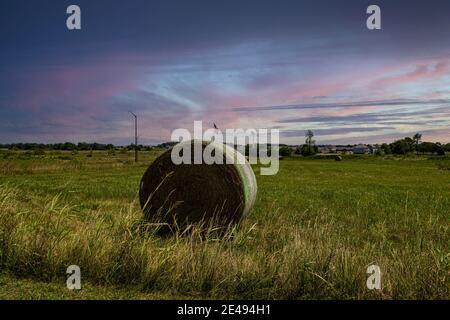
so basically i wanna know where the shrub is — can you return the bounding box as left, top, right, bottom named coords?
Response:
left=279, top=146, right=292, bottom=157
left=300, top=144, right=317, bottom=157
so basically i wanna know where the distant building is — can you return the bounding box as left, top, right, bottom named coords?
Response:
left=352, top=144, right=371, bottom=154
left=336, top=146, right=353, bottom=154
left=318, top=145, right=337, bottom=154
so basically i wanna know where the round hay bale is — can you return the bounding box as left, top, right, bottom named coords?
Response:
left=139, top=140, right=257, bottom=233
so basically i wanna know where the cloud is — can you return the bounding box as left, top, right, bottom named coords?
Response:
left=370, top=61, right=450, bottom=89
left=281, top=126, right=395, bottom=138
left=2, top=1, right=450, bottom=144
left=276, top=104, right=450, bottom=124
left=233, top=98, right=450, bottom=112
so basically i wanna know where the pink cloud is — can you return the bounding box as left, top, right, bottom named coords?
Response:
left=10, top=59, right=147, bottom=119
left=370, top=60, right=450, bottom=90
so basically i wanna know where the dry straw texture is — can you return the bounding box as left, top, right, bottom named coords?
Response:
left=139, top=140, right=257, bottom=233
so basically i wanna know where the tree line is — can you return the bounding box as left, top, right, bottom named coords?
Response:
left=380, top=133, right=450, bottom=155
left=279, top=131, right=450, bottom=157
left=1, top=133, right=448, bottom=156
left=0, top=142, right=116, bottom=151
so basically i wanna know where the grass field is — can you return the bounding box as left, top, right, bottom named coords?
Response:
left=0, top=150, right=448, bottom=299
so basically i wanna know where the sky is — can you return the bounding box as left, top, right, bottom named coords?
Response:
left=1, top=0, right=449, bottom=145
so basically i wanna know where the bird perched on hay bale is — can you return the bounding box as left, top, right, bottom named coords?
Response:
left=139, top=140, right=257, bottom=235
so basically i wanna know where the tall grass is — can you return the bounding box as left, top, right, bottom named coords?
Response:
left=0, top=157, right=448, bottom=300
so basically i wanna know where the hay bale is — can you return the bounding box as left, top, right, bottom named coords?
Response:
left=335, top=155, right=342, bottom=161
left=139, top=140, right=257, bottom=233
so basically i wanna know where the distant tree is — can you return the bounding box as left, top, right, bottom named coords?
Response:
left=380, top=143, right=392, bottom=154
left=304, top=130, right=317, bottom=156
left=93, top=142, right=108, bottom=150
left=390, top=139, right=411, bottom=155
left=77, top=142, right=90, bottom=150
left=156, top=142, right=177, bottom=149
left=300, top=144, right=317, bottom=156
left=413, top=133, right=422, bottom=152
left=404, top=137, right=414, bottom=151
left=417, top=142, right=442, bottom=154
left=279, top=146, right=292, bottom=157
left=62, top=142, right=77, bottom=151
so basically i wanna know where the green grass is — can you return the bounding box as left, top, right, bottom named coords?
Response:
left=0, top=273, right=184, bottom=299
left=0, top=150, right=448, bottom=299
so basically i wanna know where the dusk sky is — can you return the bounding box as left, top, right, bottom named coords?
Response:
left=1, top=0, right=450, bottom=145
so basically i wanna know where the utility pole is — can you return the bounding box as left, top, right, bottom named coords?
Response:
left=129, top=111, right=138, bottom=162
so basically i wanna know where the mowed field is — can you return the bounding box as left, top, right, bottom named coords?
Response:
left=0, top=150, right=448, bottom=299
